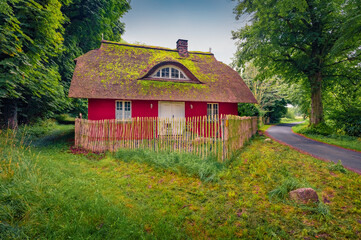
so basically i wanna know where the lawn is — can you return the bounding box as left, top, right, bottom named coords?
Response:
left=293, top=121, right=361, bottom=152
left=1, top=124, right=361, bottom=239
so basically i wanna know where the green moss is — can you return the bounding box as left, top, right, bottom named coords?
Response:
left=137, top=81, right=210, bottom=100
left=98, top=44, right=219, bottom=86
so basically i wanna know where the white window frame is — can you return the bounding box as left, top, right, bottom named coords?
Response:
left=151, top=65, right=190, bottom=80
left=207, top=103, right=219, bottom=121
left=115, top=100, right=132, bottom=120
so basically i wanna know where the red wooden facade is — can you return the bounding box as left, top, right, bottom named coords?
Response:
left=88, top=99, right=238, bottom=120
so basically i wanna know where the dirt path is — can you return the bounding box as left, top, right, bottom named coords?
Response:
left=266, top=123, right=361, bottom=174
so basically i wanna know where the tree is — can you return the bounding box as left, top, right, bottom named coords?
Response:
left=238, top=61, right=288, bottom=123
left=232, top=0, right=361, bottom=126
left=0, top=0, right=130, bottom=126
left=56, top=0, right=131, bottom=116
left=0, top=0, right=67, bottom=127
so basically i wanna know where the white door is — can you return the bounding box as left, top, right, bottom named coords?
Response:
left=158, top=102, right=185, bottom=135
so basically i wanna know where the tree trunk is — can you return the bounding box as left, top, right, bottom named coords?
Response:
left=309, top=73, right=323, bottom=126
left=3, top=99, right=18, bottom=129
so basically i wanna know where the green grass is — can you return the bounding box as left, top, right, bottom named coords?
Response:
left=259, top=117, right=304, bottom=133
left=293, top=121, right=361, bottom=152
left=1, top=124, right=361, bottom=239
left=115, top=149, right=225, bottom=182
left=280, top=116, right=304, bottom=124
left=259, top=124, right=273, bottom=132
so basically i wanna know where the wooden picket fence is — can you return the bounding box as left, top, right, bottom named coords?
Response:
left=74, top=115, right=258, bottom=161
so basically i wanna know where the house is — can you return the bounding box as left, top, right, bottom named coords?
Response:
left=68, top=39, right=256, bottom=121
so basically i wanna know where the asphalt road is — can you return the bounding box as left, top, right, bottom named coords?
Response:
left=266, top=122, right=361, bottom=173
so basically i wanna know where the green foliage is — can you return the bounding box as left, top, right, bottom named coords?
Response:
left=298, top=122, right=333, bottom=136
left=233, top=0, right=361, bottom=125
left=238, top=103, right=260, bottom=117
left=284, top=107, right=296, bottom=119
left=293, top=121, right=361, bottom=152
left=264, top=98, right=287, bottom=123
left=0, top=0, right=130, bottom=125
left=115, top=149, right=225, bottom=182
left=329, top=106, right=361, bottom=137
left=0, top=0, right=68, bottom=125
left=19, top=119, right=57, bottom=138
left=239, top=62, right=290, bottom=123
left=55, top=0, right=131, bottom=113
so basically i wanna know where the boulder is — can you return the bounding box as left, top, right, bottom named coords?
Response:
left=289, top=188, right=319, bottom=204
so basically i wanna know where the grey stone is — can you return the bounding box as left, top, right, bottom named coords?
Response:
left=289, top=188, right=319, bottom=204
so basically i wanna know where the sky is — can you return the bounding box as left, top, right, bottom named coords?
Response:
left=121, top=0, right=249, bottom=65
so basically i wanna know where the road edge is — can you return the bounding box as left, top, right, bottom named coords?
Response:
left=264, top=125, right=361, bottom=175
left=291, top=128, right=361, bottom=154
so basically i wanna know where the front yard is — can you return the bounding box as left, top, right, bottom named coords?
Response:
left=1, top=124, right=361, bottom=239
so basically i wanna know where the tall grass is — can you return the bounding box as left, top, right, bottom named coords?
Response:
left=268, top=176, right=308, bottom=202
left=0, top=129, right=188, bottom=239
left=1, top=124, right=360, bottom=239
left=268, top=176, right=332, bottom=220
left=115, top=149, right=225, bottom=182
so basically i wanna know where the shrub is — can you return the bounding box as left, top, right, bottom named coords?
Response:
left=264, top=98, right=287, bottom=123
left=14, top=119, right=56, bottom=140
left=238, top=103, right=260, bottom=117
left=298, top=122, right=333, bottom=136
left=329, top=107, right=361, bottom=137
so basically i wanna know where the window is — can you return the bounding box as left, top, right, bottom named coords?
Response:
left=116, top=101, right=131, bottom=120
left=207, top=103, right=218, bottom=121
left=151, top=65, right=189, bottom=80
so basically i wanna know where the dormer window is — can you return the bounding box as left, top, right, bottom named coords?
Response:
left=151, top=65, right=189, bottom=80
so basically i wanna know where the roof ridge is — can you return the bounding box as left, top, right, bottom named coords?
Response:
left=101, top=40, right=214, bottom=56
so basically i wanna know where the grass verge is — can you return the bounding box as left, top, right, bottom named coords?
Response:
left=280, top=117, right=304, bottom=124
left=1, top=125, right=361, bottom=239
left=259, top=117, right=304, bottom=133
left=293, top=121, right=361, bottom=152
left=115, top=149, right=225, bottom=182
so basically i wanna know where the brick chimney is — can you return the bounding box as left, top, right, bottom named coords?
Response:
left=176, top=39, right=189, bottom=57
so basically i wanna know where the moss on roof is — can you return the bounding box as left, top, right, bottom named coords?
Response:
left=69, top=40, right=256, bottom=103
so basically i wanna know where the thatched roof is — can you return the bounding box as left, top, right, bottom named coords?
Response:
left=69, top=40, right=257, bottom=103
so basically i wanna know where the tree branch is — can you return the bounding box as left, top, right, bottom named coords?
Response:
left=323, top=74, right=358, bottom=85
left=325, top=52, right=361, bottom=67
left=279, top=43, right=308, bottom=54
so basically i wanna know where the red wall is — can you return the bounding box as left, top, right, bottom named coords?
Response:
left=185, top=101, right=237, bottom=117
left=132, top=100, right=158, bottom=118
left=219, top=102, right=238, bottom=116
left=88, top=99, right=115, bottom=120
left=88, top=99, right=238, bottom=120
left=185, top=101, right=207, bottom=117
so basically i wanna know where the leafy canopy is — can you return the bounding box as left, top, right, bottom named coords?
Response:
left=0, top=0, right=130, bottom=124
left=0, top=0, right=67, bottom=123
left=232, top=0, right=361, bottom=125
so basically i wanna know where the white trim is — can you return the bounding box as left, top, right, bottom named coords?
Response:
left=207, top=103, right=219, bottom=120
left=115, top=100, right=132, bottom=120
left=158, top=101, right=185, bottom=135
left=151, top=65, right=190, bottom=80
